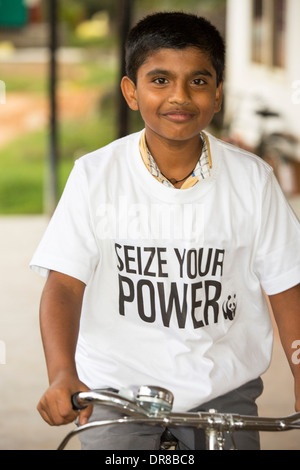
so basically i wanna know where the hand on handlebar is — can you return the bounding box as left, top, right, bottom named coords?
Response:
left=37, top=372, right=92, bottom=426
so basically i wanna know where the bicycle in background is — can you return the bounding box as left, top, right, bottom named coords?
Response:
left=223, top=93, right=300, bottom=196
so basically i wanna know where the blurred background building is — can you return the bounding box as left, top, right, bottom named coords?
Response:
left=225, top=0, right=300, bottom=195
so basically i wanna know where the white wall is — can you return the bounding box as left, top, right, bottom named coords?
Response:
left=225, top=0, right=300, bottom=150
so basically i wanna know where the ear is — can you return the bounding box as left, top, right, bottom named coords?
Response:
left=214, top=81, right=223, bottom=113
left=121, top=76, right=139, bottom=111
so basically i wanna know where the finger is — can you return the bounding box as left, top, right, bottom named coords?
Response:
left=55, top=394, right=79, bottom=425
left=37, top=399, right=54, bottom=426
left=38, top=393, right=78, bottom=426
left=78, top=405, right=93, bottom=426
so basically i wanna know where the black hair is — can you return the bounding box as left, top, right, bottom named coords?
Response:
left=125, top=11, right=225, bottom=86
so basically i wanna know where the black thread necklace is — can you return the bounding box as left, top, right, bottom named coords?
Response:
left=160, top=168, right=195, bottom=185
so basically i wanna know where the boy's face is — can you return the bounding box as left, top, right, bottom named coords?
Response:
left=121, top=47, right=223, bottom=145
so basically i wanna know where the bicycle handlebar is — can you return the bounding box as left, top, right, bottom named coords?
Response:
left=58, top=387, right=300, bottom=450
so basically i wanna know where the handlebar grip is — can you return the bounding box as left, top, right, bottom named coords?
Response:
left=71, top=392, right=88, bottom=411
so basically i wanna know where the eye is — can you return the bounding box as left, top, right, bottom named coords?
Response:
left=153, top=77, right=169, bottom=85
left=192, top=78, right=206, bottom=86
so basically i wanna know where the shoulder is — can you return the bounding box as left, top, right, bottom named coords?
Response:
left=61, top=131, right=142, bottom=193
left=207, top=133, right=273, bottom=184
left=75, top=131, right=141, bottom=174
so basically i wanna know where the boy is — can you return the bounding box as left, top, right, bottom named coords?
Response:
left=31, top=12, right=300, bottom=450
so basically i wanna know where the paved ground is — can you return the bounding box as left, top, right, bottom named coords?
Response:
left=0, top=200, right=300, bottom=450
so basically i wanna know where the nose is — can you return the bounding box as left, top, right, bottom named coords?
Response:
left=168, top=81, right=191, bottom=105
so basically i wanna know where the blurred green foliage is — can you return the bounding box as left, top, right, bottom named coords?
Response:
left=0, top=60, right=119, bottom=214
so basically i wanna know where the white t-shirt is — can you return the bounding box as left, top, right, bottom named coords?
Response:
left=30, top=130, right=300, bottom=411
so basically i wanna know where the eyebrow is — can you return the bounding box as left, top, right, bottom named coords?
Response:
left=146, top=68, right=214, bottom=78
left=192, top=70, right=214, bottom=78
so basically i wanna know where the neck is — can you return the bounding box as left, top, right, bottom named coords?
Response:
left=145, top=130, right=203, bottom=178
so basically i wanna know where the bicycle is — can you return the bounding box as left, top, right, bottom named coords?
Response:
left=57, top=385, right=300, bottom=450
left=254, top=108, right=300, bottom=195
left=224, top=94, right=300, bottom=196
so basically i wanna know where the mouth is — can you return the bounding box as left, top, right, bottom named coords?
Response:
left=162, top=110, right=196, bottom=123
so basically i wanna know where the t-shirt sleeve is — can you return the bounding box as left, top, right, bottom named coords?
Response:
left=255, top=171, right=300, bottom=295
left=30, top=160, right=100, bottom=284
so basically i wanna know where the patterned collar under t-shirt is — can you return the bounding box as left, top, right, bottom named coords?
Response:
left=139, top=130, right=212, bottom=188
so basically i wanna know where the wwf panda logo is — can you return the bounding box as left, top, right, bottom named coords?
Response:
left=222, top=294, right=237, bottom=321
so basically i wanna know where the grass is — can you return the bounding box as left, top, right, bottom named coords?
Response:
left=0, top=110, right=118, bottom=214
left=0, top=57, right=124, bottom=214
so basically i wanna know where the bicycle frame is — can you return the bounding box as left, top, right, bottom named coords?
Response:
left=57, top=387, right=300, bottom=450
